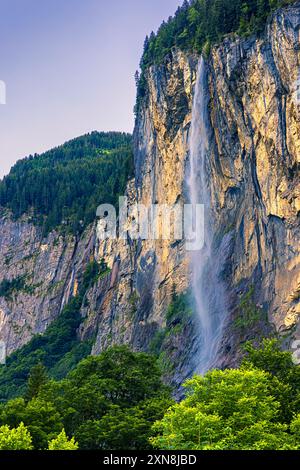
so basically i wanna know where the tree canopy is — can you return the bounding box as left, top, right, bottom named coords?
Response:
left=0, top=346, right=173, bottom=450
left=151, top=369, right=300, bottom=450
left=0, top=340, right=299, bottom=450
left=140, top=0, right=297, bottom=68
left=0, top=423, right=33, bottom=450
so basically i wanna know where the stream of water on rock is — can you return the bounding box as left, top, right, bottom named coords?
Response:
left=187, top=57, right=228, bottom=374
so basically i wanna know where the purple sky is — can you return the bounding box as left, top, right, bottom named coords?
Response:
left=0, top=0, right=182, bottom=178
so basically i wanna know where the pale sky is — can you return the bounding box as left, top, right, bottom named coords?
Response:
left=0, top=0, right=182, bottom=178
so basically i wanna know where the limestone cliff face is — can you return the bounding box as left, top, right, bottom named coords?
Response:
left=0, top=4, right=299, bottom=384
left=82, top=3, right=300, bottom=376
left=79, top=53, right=201, bottom=384
left=0, top=212, right=95, bottom=354
left=207, top=3, right=300, bottom=353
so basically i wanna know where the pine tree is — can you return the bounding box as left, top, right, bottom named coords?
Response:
left=25, top=363, right=48, bottom=401
left=134, top=71, right=140, bottom=88
left=143, top=35, right=149, bottom=53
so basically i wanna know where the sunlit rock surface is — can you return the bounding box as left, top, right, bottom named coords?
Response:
left=0, top=4, right=299, bottom=384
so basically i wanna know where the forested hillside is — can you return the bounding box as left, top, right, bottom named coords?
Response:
left=0, top=132, right=133, bottom=235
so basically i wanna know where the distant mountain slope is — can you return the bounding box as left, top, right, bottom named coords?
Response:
left=0, top=132, right=133, bottom=235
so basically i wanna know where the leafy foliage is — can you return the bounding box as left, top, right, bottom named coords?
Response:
left=0, top=276, right=26, bottom=301
left=141, top=0, right=296, bottom=66
left=1, top=340, right=300, bottom=450
left=82, top=259, right=111, bottom=288
left=0, top=132, right=133, bottom=235
left=0, top=297, right=87, bottom=400
left=151, top=370, right=298, bottom=450
left=0, top=422, right=33, bottom=450
left=243, top=339, right=300, bottom=422
left=0, top=397, right=63, bottom=449
left=166, top=291, right=193, bottom=324
left=234, top=287, right=267, bottom=330
left=25, top=363, right=48, bottom=402
left=151, top=340, right=300, bottom=450
left=0, top=347, right=172, bottom=450
left=48, top=429, right=78, bottom=450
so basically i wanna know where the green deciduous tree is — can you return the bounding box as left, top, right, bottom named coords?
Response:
left=48, top=429, right=78, bottom=450
left=0, top=397, right=63, bottom=449
left=0, top=346, right=172, bottom=450
left=243, top=339, right=300, bottom=422
left=0, top=423, right=33, bottom=450
left=151, top=367, right=299, bottom=450
left=42, top=346, right=173, bottom=446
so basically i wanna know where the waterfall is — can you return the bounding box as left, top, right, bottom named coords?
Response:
left=187, top=57, right=228, bottom=374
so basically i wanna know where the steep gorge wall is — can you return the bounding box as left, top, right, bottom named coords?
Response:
left=0, top=4, right=299, bottom=385
left=0, top=212, right=95, bottom=354
left=84, top=3, right=300, bottom=376
left=207, top=4, right=300, bottom=357
left=80, top=52, right=200, bottom=385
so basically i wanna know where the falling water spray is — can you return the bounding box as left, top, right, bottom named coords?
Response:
left=187, top=57, right=228, bottom=374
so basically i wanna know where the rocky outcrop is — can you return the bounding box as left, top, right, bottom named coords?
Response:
left=0, top=211, right=95, bottom=354
left=0, top=4, right=299, bottom=385
left=207, top=3, right=300, bottom=355
left=82, top=3, right=300, bottom=376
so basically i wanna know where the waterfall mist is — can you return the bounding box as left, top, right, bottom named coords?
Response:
left=187, top=57, right=228, bottom=374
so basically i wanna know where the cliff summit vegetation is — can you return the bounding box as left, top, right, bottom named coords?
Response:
left=141, top=0, right=297, bottom=67
left=136, top=0, right=298, bottom=111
